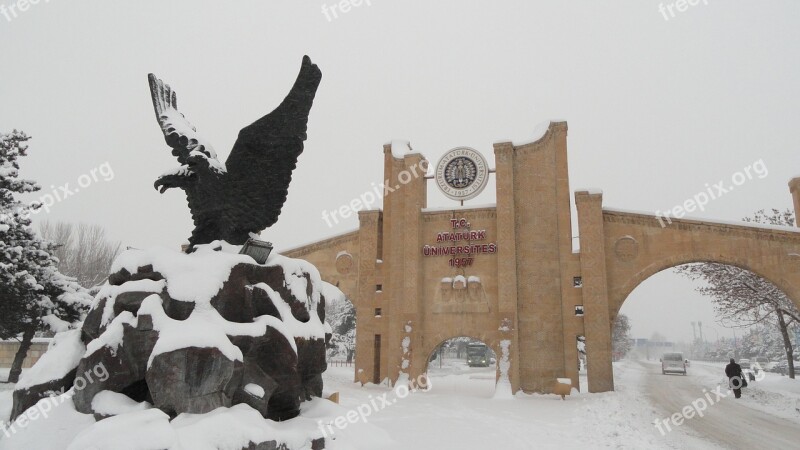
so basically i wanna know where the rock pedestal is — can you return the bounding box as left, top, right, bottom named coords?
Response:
left=12, top=246, right=338, bottom=449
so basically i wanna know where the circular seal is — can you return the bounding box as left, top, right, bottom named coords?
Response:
left=614, top=236, right=639, bottom=262
left=335, top=252, right=354, bottom=275
left=435, top=147, right=490, bottom=201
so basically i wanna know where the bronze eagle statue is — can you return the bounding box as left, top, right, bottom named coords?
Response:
left=148, top=56, right=322, bottom=251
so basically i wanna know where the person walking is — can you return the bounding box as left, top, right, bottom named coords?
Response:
left=725, top=358, right=744, bottom=399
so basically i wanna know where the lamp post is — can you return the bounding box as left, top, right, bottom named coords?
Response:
left=710, top=328, right=721, bottom=362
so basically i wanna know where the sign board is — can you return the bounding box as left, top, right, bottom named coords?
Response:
left=422, top=218, right=497, bottom=268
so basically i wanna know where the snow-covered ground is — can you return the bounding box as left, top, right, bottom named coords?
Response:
left=2, top=360, right=799, bottom=449
left=683, top=361, right=800, bottom=424
left=321, top=359, right=721, bottom=449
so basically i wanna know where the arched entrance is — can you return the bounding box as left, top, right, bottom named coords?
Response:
left=579, top=197, right=800, bottom=393
left=423, top=336, right=500, bottom=397
left=611, top=259, right=794, bottom=329
left=611, top=262, right=796, bottom=384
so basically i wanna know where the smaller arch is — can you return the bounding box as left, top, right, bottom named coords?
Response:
left=420, top=331, right=502, bottom=371
left=420, top=334, right=502, bottom=397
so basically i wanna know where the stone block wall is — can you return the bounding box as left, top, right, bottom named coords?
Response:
left=0, top=340, right=51, bottom=369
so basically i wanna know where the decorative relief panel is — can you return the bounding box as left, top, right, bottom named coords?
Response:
left=614, top=236, right=639, bottom=262
left=335, top=251, right=354, bottom=275
left=431, top=275, right=490, bottom=313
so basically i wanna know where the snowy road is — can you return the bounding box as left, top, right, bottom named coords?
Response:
left=320, top=360, right=717, bottom=449
left=4, top=361, right=798, bottom=449
left=640, top=360, right=800, bottom=449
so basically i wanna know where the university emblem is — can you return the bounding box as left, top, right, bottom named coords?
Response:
left=435, top=147, right=490, bottom=201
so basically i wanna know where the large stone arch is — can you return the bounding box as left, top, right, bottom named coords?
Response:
left=577, top=194, right=800, bottom=393
left=609, top=253, right=797, bottom=323
left=602, top=210, right=800, bottom=320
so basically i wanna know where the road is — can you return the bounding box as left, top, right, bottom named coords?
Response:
left=640, top=360, right=800, bottom=449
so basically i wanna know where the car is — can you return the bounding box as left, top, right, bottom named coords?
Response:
left=754, top=357, right=771, bottom=373
left=773, top=361, right=790, bottom=376
left=661, top=352, right=687, bottom=375
left=738, top=358, right=750, bottom=367
left=738, top=359, right=756, bottom=381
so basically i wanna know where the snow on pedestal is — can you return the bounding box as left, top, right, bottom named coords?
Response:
left=10, top=330, right=86, bottom=421
left=91, top=391, right=152, bottom=417
left=15, top=330, right=84, bottom=392
left=244, top=383, right=266, bottom=399
left=10, top=242, right=342, bottom=449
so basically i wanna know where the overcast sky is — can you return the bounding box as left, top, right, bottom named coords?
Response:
left=2, top=1, right=798, bottom=342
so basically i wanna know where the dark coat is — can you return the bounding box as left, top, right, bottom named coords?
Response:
left=725, top=362, right=743, bottom=379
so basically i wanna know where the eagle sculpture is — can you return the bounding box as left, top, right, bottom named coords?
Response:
left=148, top=56, right=322, bottom=251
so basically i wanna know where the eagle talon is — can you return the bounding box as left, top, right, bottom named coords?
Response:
left=154, top=179, right=173, bottom=194
left=154, top=173, right=192, bottom=194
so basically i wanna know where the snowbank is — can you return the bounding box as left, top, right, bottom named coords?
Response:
left=67, top=408, right=176, bottom=450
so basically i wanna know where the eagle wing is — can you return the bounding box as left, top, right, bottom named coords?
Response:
left=223, top=56, right=322, bottom=233
left=148, top=74, right=226, bottom=176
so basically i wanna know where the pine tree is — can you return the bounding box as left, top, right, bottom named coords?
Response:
left=0, top=130, right=92, bottom=382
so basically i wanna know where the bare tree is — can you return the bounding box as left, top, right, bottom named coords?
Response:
left=326, top=297, right=356, bottom=362
left=38, top=221, right=122, bottom=289
left=675, top=209, right=799, bottom=378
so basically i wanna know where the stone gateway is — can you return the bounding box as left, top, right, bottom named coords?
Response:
left=286, top=121, right=800, bottom=394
